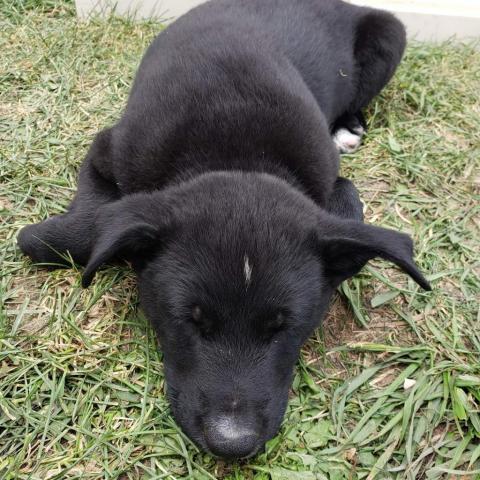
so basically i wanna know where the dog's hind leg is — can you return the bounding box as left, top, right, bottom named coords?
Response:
left=326, top=177, right=364, bottom=222
left=18, top=129, right=119, bottom=267
left=350, top=9, right=406, bottom=113
left=332, top=111, right=366, bottom=154
left=332, top=10, right=406, bottom=154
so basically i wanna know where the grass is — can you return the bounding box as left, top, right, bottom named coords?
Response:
left=0, top=1, right=479, bottom=478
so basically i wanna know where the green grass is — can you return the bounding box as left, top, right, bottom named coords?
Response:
left=1, top=1, right=479, bottom=478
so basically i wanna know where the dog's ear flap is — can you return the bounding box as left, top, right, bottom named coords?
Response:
left=82, top=194, right=172, bottom=288
left=316, top=217, right=431, bottom=290
left=81, top=222, right=159, bottom=288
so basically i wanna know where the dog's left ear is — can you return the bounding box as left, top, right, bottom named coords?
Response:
left=316, top=216, right=431, bottom=290
left=82, top=193, right=174, bottom=288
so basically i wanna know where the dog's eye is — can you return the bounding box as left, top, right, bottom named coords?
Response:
left=268, top=311, right=286, bottom=333
left=190, top=305, right=213, bottom=337
left=191, top=305, right=202, bottom=323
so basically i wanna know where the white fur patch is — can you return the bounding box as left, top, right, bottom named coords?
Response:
left=333, top=128, right=363, bottom=154
left=243, top=254, right=252, bottom=286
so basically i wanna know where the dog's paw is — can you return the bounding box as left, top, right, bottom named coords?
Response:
left=17, top=218, right=71, bottom=266
left=332, top=127, right=364, bottom=154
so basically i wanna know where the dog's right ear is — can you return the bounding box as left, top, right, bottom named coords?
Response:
left=82, top=193, right=174, bottom=288
left=314, top=214, right=431, bottom=291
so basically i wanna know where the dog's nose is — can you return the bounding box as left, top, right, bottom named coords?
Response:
left=204, top=415, right=260, bottom=459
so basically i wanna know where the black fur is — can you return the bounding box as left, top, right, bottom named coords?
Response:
left=18, top=0, right=429, bottom=459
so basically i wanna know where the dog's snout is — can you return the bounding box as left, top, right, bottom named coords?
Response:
left=204, top=415, right=260, bottom=459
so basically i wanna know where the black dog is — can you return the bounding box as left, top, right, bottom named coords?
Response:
left=18, top=0, right=430, bottom=459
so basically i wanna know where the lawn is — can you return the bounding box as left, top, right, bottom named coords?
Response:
left=1, top=1, right=479, bottom=478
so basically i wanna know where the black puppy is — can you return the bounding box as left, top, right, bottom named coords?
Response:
left=18, top=0, right=430, bottom=459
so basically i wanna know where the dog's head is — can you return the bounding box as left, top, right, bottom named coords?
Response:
left=82, top=172, right=430, bottom=458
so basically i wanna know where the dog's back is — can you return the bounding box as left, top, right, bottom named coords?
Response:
left=111, top=0, right=358, bottom=202
left=191, top=0, right=360, bottom=120
left=104, top=0, right=404, bottom=202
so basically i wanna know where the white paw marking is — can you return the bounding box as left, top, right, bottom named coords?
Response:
left=244, top=254, right=252, bottom=286
left=333, top=128, right=363, bottom=154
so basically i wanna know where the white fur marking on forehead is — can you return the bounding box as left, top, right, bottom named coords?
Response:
left=244, top=254, right=253, bottom=286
